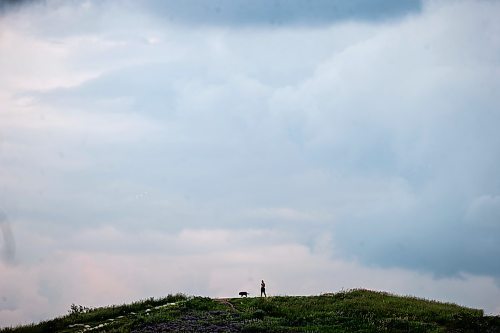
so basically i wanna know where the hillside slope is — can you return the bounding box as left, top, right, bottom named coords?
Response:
left=1, top=289, right=499, bottom=332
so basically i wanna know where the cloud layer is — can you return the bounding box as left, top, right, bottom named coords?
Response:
left=1, top=0, right=500, bottom=327
left=140, top=0, right=421, bottom=26
left=0, top=0, right=422, bottom=25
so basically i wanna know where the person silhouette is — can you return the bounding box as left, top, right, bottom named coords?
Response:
left=260, top=280, right=266, bottom=297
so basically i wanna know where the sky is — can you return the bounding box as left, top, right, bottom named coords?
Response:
left=1, top=0, right=500, bottom=327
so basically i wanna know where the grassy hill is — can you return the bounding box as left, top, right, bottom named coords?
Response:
left=1, top=289, right=499, bottom=332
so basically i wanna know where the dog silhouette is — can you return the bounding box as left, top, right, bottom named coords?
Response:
left=239, top=291, right=249, bottom=297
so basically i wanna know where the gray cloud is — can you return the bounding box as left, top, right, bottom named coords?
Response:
left=141, top=0, right=422, bottom=26
left=3, top=0, right=422, bottom=25
left=0, top=0, right=37, bottom=13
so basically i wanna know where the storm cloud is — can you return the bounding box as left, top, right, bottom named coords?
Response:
left=1, top=0, right=422, bottom=24
left=1, top=0, right=499, bottom=327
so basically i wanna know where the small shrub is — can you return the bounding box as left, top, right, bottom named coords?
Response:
left=184, top=297, right=215, bottom=311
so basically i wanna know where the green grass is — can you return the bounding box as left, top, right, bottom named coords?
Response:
left=1, top=289, right=499, bottom=332
left=0, top=293, right=188, bottom=333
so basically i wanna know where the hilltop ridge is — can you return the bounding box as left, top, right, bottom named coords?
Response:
left=1, top=289, right=499, bottom=332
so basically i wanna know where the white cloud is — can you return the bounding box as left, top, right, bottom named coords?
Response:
left=1, top=0, right=500, bottom=327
